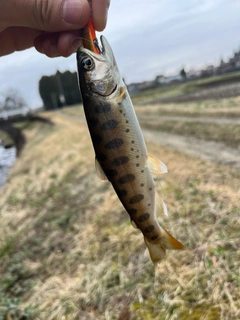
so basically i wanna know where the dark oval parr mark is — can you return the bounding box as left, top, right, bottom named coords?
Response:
left=88, top=117, right=98, bottom=126
left=128, top=208, right=137, bottom=215
left=118, top=174, right=135, bottom=184
left=144, top=225, right=155, bottom=233
left=96, top=153, right=107, bottom=162
left=138, top=213, right=150, bottom=223
left=91, top=135, right=102, bottom=144
left=112, top=156, right=129, bottom=166
left=94, top=103, right=111, bottom=114
left=116, top=189, right=128, bottom=197
left=129, top=194, right=144, bottom=204
left=105, top=169, right=118, bottom=179
left=105, top=138, right=124, bottom=150
left=100, top=119, right=118, bottom=131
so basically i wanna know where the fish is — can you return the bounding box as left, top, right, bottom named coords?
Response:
left=76, top=35, right=184, bottom=263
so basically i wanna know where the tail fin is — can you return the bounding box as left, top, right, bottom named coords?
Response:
left=144, top=228, right=184, bottom=264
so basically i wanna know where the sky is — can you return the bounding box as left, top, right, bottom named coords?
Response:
left=0, top=0, right=240, bottom=108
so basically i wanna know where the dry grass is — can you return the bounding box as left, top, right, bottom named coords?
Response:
left=134, top=97, right=240, bottom=118
left=0, top=110, right=240, bottom=319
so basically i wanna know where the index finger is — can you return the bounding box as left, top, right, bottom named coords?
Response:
left=92, top=0, right=110, bottom=31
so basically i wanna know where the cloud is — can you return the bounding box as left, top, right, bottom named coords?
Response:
left=0, top=0, right=240, bottom=107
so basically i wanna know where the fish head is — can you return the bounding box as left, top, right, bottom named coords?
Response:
left=77, top=36, right=122, bottom=98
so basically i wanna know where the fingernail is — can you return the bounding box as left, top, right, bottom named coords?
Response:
left=63, top=0, right=83, bottom=25
left=72, top=38, right=82, bottom=51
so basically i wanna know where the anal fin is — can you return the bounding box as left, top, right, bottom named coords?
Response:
left=147, top=154, right=168, bottom=174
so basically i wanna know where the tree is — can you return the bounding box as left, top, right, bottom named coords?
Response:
left=180, top=68, right=187, bottom=81
left=1, top=88, right=27, bottom=110
left=39, top=70, right=82, bottom=110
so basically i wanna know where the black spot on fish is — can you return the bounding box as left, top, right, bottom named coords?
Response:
left=126, top=120, right=129, bottom=123
left=92, top=135, right=102, bottom=144
left=131, top=148, right=134, bottom=151
left=88, top=117, right=99, bottom=126
left=125, top=129, right=130, bottom=132
left=105, top=169, right=118, bottom=179
left=148, top=203, right=151, bottom=207
left=151, top=235, right=159, bottom=241
left=144, top=225, right=155, bottom=233
left=141, top=183, right=144, bottom=187
left=136, top=155, right=139, bottom=158
left=136, top=163, right=139, bottom=167
left=96, top=153, right=107, bottom=162
left=149, top=188, right=152, bottom=191
left=112, top=156, right=129, bottom=166
left=105, top=138, right=124, bottom=150
left=116, top=189, right=128, bottom=197
left=129, top=194, right=144, bottom=204
left=94, top=103, right=111, bottom=114
left=118, top=174, right=135, bottom=184
left=141, top=170, right=144, bottom=173
left=119, top=110, right=122, bottom=113
left=131, top=140, right=134, bottom=144
left=128, top=208, right=137, bottom=215
left=138, top=213, right=150, bottom=222
left=100, top=119, right=118, bottom=131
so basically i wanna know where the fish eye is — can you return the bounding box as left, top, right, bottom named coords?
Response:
left=82, top=57, right=94, bottom=70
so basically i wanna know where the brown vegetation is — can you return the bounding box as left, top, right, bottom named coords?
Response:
left=0, top=108, right=240, bottom=319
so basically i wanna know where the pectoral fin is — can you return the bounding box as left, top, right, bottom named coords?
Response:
left=95, top=158, right=108, bottom=181
left=116, top=86, right=127, bottom=102
left=147, top=155, right=168, bottom=174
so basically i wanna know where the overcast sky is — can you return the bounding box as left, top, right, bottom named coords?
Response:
left=0, top=0, right=240, bottom=108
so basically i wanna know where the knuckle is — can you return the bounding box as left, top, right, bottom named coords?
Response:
left=34, top=0, right=52, bottom=29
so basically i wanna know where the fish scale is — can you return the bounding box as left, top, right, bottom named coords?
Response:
left=77, top=35, right=184, bottom=263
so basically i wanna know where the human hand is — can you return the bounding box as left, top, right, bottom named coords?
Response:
left=0, top=0, right=110, bottom=57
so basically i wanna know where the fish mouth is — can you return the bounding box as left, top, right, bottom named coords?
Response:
left=77, top=36, right=112, bottom=63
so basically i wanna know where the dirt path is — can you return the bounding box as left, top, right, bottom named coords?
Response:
left=138, top=115, right=240, bottom=124
left=142, top=128, right=240, bottom=169
left=57, top=111, right=240, bottom=170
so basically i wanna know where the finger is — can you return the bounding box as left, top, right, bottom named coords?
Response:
left=0, top=0, right=90, bottom=32
left=0, top=27, right=42, bottom=56
left=34, top=30, right=82, bottom=57
left=92, top=0, right=110, bottom=31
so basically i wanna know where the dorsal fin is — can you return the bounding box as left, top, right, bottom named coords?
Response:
left=95, top=158, right=108, bottom=181
left=147, top=155, right=168, bottom=174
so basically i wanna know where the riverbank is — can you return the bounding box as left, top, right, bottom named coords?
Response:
left=0, top=114, right=54, bottom=189
left=0, top=111, right=239, bottom=319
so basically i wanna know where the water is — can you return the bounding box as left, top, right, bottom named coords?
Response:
left=0, top=144, right=16, bottom=188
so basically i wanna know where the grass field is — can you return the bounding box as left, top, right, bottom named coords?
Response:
left=0, top=97, right=240, bottom=319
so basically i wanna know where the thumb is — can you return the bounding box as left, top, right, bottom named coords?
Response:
left=1, top=0, right=90, bottom=31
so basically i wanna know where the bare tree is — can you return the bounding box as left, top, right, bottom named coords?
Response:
left=3, top=88, right=27, bottom=110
